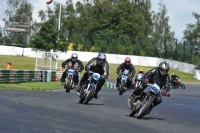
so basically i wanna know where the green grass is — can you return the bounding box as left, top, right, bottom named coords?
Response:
left=0, top=55, right=199, bottom=91
left=0, top=82, right=62, bottom=91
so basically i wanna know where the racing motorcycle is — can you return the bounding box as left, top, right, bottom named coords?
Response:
left=64, top=69, right=79, bottom=92
left=134, top=73, right=143, bottom=89
left=117, top=69, right=129, bottom=95
left=171, top=78, right=185, bottom=89
left=128, top=83, right=169, bottom=119
left=78, top=71, right=101, bottom=104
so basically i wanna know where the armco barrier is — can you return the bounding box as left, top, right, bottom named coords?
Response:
left=0, top=69, right=56, bottom=84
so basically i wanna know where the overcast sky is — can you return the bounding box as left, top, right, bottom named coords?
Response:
left=1, top=0, right=200, bottom=40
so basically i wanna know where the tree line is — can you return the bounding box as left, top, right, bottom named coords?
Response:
left=1, top=0, right=200, bottom=65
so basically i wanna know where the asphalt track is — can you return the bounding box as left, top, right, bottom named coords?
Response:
left=0, top=80, right=200, bottom=133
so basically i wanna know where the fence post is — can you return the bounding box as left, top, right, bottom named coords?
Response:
left=106, top=82, right=110, bottom=88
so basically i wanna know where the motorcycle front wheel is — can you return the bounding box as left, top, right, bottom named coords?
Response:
left=137, top=96, right=153, bottom=119
left=65, top=80, right=71, bottom=93
left=181, top=84, right=185, bottom=89
left=83, top=87, right=94, bottom=104
left=119, top=82, right=125, bottom=95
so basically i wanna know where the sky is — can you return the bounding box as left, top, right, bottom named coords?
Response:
left=1, top=0, right=200, bottom=40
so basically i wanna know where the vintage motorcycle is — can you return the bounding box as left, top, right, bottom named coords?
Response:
left=117, top=69, right=129, bottom=95
left=171, top=78, right=185, bottom=89
left=128, top=83, right=168, bottom=119
left=64, top=69, right=79, bottom=92
left=78, top=71, right=101, bottom=104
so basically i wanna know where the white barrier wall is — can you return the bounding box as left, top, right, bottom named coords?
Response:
left=194, top=70, right=200, bottom=80
left=0, top=45, right=197, bottom=74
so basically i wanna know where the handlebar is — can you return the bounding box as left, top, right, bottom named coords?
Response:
left=87, top=71, right=106, bottom=79
left=61, top=68, right=82, bottom=72
left=87, top=71, right=95, bottom=73
left=147, top=83, right=171, bottom=97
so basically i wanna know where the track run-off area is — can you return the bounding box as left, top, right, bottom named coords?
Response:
left=0, top=79, right=200, bottom=133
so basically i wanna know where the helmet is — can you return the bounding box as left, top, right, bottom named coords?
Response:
left=158, top=62, right=170, bottom=76
left=139, top=68, right=143, bottom=73
left=97, top=53, right=106, bottom=65
left=71, top=53, right=78, bottom=61
left=125, top=57, right=131, bottom=66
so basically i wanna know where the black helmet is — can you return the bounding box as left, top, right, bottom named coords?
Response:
left=97, top=53, right=106, bottom=65
left=71, top=53, right=78, bottom=61
left=158, top=62, right=169, bottom=76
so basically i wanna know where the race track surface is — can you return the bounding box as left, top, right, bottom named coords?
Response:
left=0, top=82, right=200, bottom=133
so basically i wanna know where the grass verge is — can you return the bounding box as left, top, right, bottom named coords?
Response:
left=0, top=82, right=62, bottom=91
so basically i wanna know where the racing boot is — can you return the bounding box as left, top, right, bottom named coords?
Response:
left=76, top=86, right=81, bottom=97
left=61, top=79, right=65, bottom=86
left=115, top=82, right=119, bottom=87
left=94, top=91, right=100, bottom=99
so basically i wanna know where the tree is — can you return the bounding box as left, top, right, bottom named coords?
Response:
left=29, top=18, right=67, bottom=51
left=183, top=12, right=200, bottom=64
left=151, top=1, right=175, bottom=58
left=4, top=0, right=33, bottom=46
left=5, top=0, right=33, bottom=22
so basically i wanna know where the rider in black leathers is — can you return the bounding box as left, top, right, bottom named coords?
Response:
left=128, top=62, right=170, bottom=116
left=61, top=53, right=84, bottom=86
left=171, top=73, right=180, bottom=86
left=116, top=57, right=135, bottom=90
left=77, top=53, right=109, bottom=99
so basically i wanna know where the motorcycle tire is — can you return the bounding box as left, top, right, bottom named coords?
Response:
left=65, top=82, right=71, bottom=93
left=181, top=84, right=185, bottom=89
left=64, top=79, right=71, bottom=93
left=79, top=97, right=84, bottom=104
left=119, top=82, right=125, bottom=95
left=83, top=87, right=94, bottom=104
left=137, top=96, right=153, bottom=119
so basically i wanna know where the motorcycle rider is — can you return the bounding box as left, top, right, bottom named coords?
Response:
left=171, top=73, right=180, bottom=86
left=61, top=53, right=84, bottom=87
left=76, top=52, right=109, bottom=99
left=116, top=57, right=135, bottom=90
left=133, top=68, right=144, bottom=89
left=128, top=62, right=170, bottom=117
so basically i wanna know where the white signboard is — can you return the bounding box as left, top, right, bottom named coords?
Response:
left=0, top=21, right=5, bottom=28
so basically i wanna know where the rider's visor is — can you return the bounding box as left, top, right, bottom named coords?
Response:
left=161, top=69, right=167, bottom=74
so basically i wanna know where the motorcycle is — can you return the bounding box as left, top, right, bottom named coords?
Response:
left=134, top=73, right=143, bottom=89
left=117, top=69, right=129, bottom=95
left=78, top=71, right=101, bottom=104
left=64, top=69, right=79, bottom=92
left=171, top=78, right=185, bottom=89
left=128, top=83, right=168, bottom=119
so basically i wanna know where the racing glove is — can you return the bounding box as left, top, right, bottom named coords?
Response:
left=161, top=89, right=167, bottom=96
left=144, top=78, right=149, bottom=84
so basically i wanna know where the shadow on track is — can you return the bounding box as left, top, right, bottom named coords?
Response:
left=126, top=115, right=164, bottom=121
left=76, top=102, right=104, bottom=106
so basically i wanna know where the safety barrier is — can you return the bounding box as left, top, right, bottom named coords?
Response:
left=105, top=82, right=117, bottom=89
left=0, top=69, right=56, bottom=84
